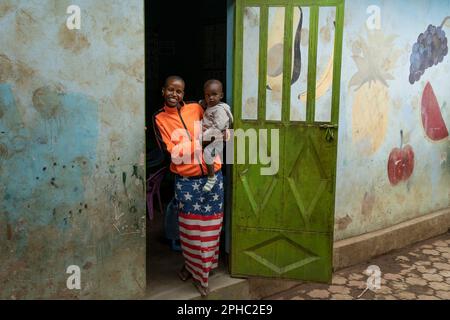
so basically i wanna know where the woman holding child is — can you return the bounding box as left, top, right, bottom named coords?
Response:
left=153, top=76, right=232, bottom=297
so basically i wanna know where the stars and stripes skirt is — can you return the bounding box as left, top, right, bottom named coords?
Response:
left=175, top=171, right=224, bottom=288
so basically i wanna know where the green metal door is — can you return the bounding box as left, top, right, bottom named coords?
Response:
left=231, top=0, right=344, bottom=282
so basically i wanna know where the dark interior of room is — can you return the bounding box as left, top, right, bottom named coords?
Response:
left=144, top=0, right=229, bottom=295
left=146, top=0, right=227, bottom=156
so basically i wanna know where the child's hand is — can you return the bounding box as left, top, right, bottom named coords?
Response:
left=223, top=129, right=231, bottom=142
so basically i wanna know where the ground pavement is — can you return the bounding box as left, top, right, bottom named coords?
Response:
left=265, top=233, right=450, bottom=300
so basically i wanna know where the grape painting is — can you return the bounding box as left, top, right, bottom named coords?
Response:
left=409, top=17, right=450, bottom=84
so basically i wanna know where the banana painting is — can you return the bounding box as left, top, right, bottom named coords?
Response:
left=266, top=7, right=302, bottom=92
left=299, top=52, right=334, bottom=103
left=266, top=7, right=335, bottom=105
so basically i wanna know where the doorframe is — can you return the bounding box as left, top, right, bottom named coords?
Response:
left=224, top=0, right=236, bottom=258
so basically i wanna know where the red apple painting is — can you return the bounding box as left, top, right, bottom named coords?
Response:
left=422, top=82, right=449, bottom=141
left=388, top=131, right=415, bottom=186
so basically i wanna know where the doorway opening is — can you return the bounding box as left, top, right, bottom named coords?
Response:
left=145, top=0, right=231, bottom=298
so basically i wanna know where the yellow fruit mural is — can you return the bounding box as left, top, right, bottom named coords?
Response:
left=352, top=81, right=390, bottom=155
left=350, top=29, right=401, bottom=156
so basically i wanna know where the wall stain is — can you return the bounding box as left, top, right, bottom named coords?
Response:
left=58, top=24, right=90, bottom=54
left=0, top=54, right=13, bottom=82
left=244, top=7, right=259, bottom=27
left=361, top=190, right=376, bottom=218
left=336, top=215, right=353, bottom=231
left=32, top=86, right=65, bottom=119
left=0, top=54, right=36, bottom=87
left=7, top=223, right=12, bottom=240
left=0, top=143, right=7, bottom=159
left=15, top=61, right=36, bottom=87
left=15, top=9, right=41, bottom=44
left=110, top=58, right=145, bottom=83
left=244, top=97, right=257, bottom=118
left=112, top=80, right=141, bottom=116
left=0, top=1, right=15, bottom=19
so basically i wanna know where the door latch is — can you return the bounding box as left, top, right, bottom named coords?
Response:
left=319, top=124, right=338, bottom=142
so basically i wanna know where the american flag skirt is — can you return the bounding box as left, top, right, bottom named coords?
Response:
left=175, top=171, right=224, bottom=288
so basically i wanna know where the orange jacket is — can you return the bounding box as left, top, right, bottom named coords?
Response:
left=153, top=103, right=222, bottom=177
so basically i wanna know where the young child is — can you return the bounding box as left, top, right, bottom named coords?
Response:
left=201, top=80, right=233, bottom=192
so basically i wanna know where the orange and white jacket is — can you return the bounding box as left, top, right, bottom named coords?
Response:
left=153, top=102, right=222, bottom=177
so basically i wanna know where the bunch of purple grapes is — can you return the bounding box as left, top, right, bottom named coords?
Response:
left=409, top=24, right=448, bottom=84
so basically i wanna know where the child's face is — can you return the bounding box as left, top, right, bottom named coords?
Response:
left=163, top=79, right=185, bottom=107
left=204, top=83, right=224, bottom=108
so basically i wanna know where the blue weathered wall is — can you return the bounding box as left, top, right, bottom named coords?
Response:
left=335, top=0, right=450, bottom=240
left=0, top=0, right=145, bottom=299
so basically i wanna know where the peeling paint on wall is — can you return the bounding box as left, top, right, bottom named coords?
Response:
left=0, top=0, right=145, bottom=299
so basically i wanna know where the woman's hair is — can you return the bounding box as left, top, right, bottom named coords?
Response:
left=164, top=75, right=185, bottom=88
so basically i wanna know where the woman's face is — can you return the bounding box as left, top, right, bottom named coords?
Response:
left=163, top=80, right=185, bottom=108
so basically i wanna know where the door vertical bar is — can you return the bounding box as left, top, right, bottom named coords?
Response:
left=306, top=6, right=319, bottom=124
left=231, top=0, right=244, bottom=273
left=280, top=2, right=293, bottom=233
left=281, top=3, right=294, bottom=124
left=331, top=1, right=345, bottom=124
left=257, top=5, right=269, bottom=123
left=225, top=0, right=236, bottom=256
left=234, top=0, right=244, bottom=124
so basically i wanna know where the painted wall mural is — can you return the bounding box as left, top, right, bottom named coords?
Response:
left=240, top=5, right=336, bottom=122
left=335, top=0, right=450, bottom=241
left=0, top=0, right=145, bottom=299
left=422, top=82, right=449, bottom=141
left=314, top=6, right=336, bottom=123
left=290, top=7, right=310, bottom=122
left=387, top=131, right=415, bottom=186
left=409, top=19, right=449, bottom=84
left=350, top=29, right=400, bottom=156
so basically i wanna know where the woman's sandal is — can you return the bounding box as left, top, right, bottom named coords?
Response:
left=193, top=281, right=210, bottom=297
left=178, top=265, right=192, bottom=282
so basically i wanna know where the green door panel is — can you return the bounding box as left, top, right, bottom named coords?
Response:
left=232, top=0, right=345, bottom=283
left=234, top=122, right=285, bottom=229
left=232, top=228, right=333, bottom=281
left=282, top=126, right=337, bottom=233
